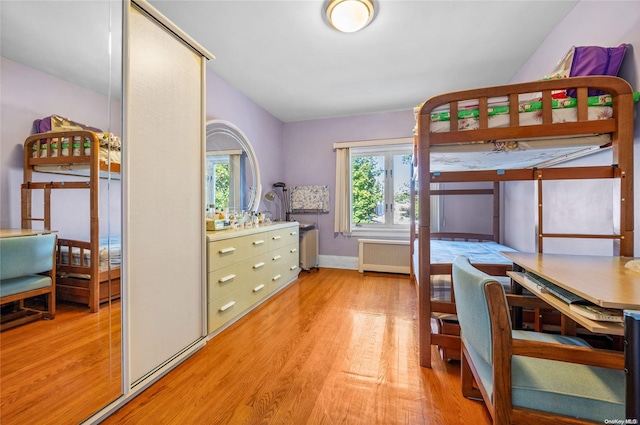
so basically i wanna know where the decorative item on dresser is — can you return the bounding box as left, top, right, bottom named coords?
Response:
left=206, top=221, right=300, bottom=334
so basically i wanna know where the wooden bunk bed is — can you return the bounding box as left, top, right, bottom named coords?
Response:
left=22, top=130, right=121, bottom=313
left=410, top=76, right=636, bottom=368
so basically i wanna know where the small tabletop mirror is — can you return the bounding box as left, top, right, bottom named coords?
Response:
left=205, top=120, right=261, bottom=213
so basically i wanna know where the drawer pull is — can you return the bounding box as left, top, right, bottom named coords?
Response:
left=290, top=248, right=298, bottom=253
left=253, top=284, right=265, bottom=293
left=289, top=265, right=298, bottom=271
left=219, top=274, right=236, bottom=283
left=272, top=274, right=282, bottom=281
left=219, top=301, right=236, bottom=312
left=219, top=247, right=236, bottom=254
left=253, top=240, right=265, bottom=246
left=290, top=231, right=297, bottom=236
left=272, top=235, right=282, bottom=240
left=253, top=262, right=265, bottom=269
left=272, top=255, right=282, bottom=261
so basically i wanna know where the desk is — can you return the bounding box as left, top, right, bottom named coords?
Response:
left=502, top=252, right=640, bottom=421
left=0, top=228, right=56, bottom=238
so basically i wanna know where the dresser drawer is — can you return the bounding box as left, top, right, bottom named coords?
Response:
left=207, top=285, right=252, bottom=332
left=269, top=263, right=299, bottom=292
left=270, top=244, right=299, bottom=269
left=208, top=253, right=270, bottom=302
left=269, top=243, right=300, bottom=292
left=208, top=278, right=271, bottom=333
left=268, top=225, right=299, bottom=250
left=208, top=233, right=269, bottom=271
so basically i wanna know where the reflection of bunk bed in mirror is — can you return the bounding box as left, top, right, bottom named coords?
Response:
left=410, top=76, right=636, bottom=368
left=22, top=130, right=121, bottom=313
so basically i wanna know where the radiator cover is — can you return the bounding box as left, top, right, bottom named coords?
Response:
left=358, top=239, right=410, bottom=274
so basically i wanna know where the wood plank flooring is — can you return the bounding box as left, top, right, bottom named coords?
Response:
left=0, top=299, right=121, bottom=425
left=104, top=269, right=491, bottom=425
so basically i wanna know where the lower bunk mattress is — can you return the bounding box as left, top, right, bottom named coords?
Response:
left=59, top=237, right=121, bottom=276
left=413, top=238, right=516, bottom=302
left=57, top=237, right=121, bottom=306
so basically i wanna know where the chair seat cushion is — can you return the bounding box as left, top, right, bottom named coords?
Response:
left=0, top=275, right=52, bottom=298
left=463, top=331, right=625, bottom=422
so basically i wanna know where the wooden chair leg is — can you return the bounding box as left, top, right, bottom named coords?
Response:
left=44, top=291, right=55, bottom=319
left=461, top=347, right=482, bottom=399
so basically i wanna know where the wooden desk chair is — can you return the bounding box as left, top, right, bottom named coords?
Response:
left=452, top=255, right=625, bottom=424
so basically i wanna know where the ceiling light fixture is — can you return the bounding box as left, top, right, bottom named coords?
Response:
left=325, top=0, right=375, bottom=33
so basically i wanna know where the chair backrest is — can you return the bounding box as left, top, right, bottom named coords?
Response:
left=0, top=234, right=56, bottom=280
left=452, top=255, right=508, bottom=365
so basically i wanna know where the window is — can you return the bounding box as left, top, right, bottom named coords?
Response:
left=205, top=150, right=241, bottom=211
left=350, top=145, right=413, bottom=231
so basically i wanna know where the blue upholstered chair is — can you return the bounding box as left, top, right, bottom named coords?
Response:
left=0, top=233, right=57, bottom=330
left=452, top=255, right=625, bottom=424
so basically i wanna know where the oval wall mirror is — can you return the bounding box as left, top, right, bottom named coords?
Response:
left=205, top=120, right=261, bottom=213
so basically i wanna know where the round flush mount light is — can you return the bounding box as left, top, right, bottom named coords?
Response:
left=325, top=0, right=375, bottom=33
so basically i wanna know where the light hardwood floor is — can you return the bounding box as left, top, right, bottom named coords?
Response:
left=1, top=298, right=121, bottom=425
left=103, top=269, right=491, bottom=425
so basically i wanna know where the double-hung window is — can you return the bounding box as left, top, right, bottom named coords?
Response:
left=350, top=144, right=413, bottom=232
left=205, top=150, right=241, bottom=211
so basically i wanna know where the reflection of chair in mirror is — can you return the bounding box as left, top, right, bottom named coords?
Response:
left=0, top=233, right=57, bottom=330
left=452, top=256, right=625, bottom=424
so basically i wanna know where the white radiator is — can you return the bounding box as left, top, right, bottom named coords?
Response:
left=300, top=228, right=319, bottom=271
left=358, top=239, right=410, bottom=274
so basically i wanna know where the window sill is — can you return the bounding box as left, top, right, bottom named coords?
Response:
left=349, top=227, right=411, bottom=239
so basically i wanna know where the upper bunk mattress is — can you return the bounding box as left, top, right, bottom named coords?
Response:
left=33, top=143, right=121, bottom=177
left=426, top=93, right=640, bottom=132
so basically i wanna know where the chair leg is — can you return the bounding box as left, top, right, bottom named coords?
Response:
left=44, top=291, right=55, bottom=320
left=461, top=348, right=482, bottom=399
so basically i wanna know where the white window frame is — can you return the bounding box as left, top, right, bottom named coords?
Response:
left=350, top=145, right=412, bottom=232
left=205, top=149, right=241, bottom=211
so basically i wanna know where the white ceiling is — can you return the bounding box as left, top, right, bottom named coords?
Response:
left=1, top=1, right=579, bottom=122
left=149, top=0, right=579, bottom=121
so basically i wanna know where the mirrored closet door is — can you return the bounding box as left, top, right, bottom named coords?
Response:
left=0, top=1, right=123, bottom=423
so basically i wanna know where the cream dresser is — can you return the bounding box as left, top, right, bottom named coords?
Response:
left=206, top=221, right=300, bottom=334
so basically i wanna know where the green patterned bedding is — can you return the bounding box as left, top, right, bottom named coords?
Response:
left=428, top=92, right=640, bottom=122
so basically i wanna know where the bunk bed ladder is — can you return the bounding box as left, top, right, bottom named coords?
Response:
left=21, top=183, right=52, bottom=230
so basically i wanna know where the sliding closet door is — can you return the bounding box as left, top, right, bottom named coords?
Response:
left=125, top=2, right=208, bottom=385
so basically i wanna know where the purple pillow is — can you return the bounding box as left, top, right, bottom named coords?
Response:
left=567, top=44, right=628, bottom=97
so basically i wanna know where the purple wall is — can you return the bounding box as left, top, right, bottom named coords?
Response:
left=504, top=1, right=640, bottom=255
left=282, top=111, right=415, bottom=258
left=0, top=57, right=121, bottom=239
